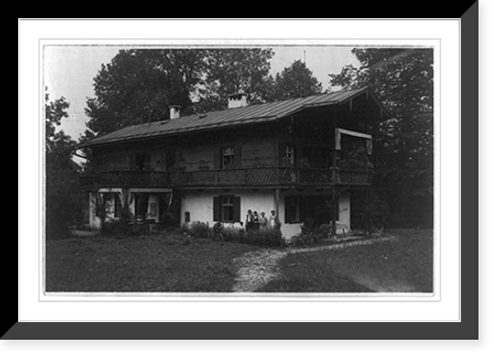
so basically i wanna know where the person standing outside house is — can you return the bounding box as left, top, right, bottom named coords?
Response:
left=259, top=212, right=268, bottom=230
left=245, top=209, right=255, bottom=231
left=268, top=210, right=280, bottom=229
left=253, top=211, right=260, bottom=230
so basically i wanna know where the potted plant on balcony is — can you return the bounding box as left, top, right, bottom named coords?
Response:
left=299, top=157, right=311, bottom=169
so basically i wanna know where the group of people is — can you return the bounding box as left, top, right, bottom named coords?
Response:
left=245, top=209, right=280, bottom=231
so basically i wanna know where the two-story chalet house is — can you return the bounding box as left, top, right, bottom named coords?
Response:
left=78, top=86, right=386, bottom=239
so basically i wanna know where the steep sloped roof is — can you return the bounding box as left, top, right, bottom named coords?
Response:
left=79, top=86, right=383, bottom=148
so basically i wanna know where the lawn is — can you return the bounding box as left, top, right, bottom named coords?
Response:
left=260, top=229, right=434, bottom=293
left=45, top=232, right=258, bottom=293
left=45, top=228, right=433, bottom=293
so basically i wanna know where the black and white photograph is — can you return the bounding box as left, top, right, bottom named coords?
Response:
left=13, top=10, right=487, bottom=351
left=43, top=43, right=434, bottom=295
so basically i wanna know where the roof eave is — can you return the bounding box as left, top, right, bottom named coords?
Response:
left=75, top=116, right=281, bottom=148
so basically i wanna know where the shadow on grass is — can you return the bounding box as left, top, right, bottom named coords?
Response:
left=258, top=229, right=433, bottom=293
left=260, top=272, right=374, bottom=293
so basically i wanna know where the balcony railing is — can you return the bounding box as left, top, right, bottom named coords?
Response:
left=80, top=170, right=171, bottom=189
left=80, top=167, right=371, bottom=189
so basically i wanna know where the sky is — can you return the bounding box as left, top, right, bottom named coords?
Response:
left=43, top=45, right=360, bottom=141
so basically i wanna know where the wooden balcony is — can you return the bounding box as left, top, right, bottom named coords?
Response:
left=80, top=167, right=371, bottom=189
left=80, top=170, right=171, bottom=189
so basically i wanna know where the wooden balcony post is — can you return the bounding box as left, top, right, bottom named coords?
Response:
left=274, top=188, right=280, bottom=224
left=332, top=122, right=338, bottom=185
left=331, top=188, right=338, bottom=240
left=365, top=188, right=373, bottom=234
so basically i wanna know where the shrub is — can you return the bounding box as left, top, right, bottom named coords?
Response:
left=356, top=197, right=389, bottom=235
left=293, top=232, right=323, bottom=246
left=159, top=211, right=179, bottom=231
left=100, top=209, right=140, bottom=237
left=318, top=223, right=333, bottom=238
left=101, top=218, right=129, bottom=237
left=242, top=228, right=284, bottom=247
left=184, top=221, right=211, bottom=239
left=183, top=221, right=284, bottom=248
left=293, top=218, right=323, bottom=246
left=221, top=227, right=244, bottom=243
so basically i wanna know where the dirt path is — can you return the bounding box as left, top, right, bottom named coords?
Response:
left=232, top=236, right=397, bottom=292
left=232, top=249, right=286, bottom=292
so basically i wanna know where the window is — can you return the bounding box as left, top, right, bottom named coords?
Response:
left=134, top=193, right=149, bottom=220
left=213, top=195, right=241, bottom=223
left=303, top=146, right=313, bottom=164
left=221, top=196, right=234, bottom=222
left=114, top=193, right=121, bottom=217
left=165, top=150, right=176, bottom=170
left=221, top=146, right=235, bottom=168
left=184, top=211, right=190, bottom=223
left=215, top=145, right=241, bottom=169
left=102, top=193, right=121, bottom=218
left=135, top=153, right=150, bottom=170
left=285, top=144, right=295, bottom=166
left=285, top=195, right=333, bottom=225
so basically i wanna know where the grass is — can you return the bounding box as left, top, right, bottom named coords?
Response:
left=45, top=228, right=433, bottom=294
left=261, top=229, right=433, bottom=293
left=45, top=232, right=258, bottom=293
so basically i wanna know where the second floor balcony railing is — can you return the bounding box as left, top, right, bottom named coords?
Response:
left=80, top=167, right=372, bottom=189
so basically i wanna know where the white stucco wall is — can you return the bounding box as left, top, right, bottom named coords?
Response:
left=180, top=190, right=350, bottom=240
left=338, top=193, right=351, bottom=231
left=89, top=187, right=351, bottom=238
left=180, top=192, right=216, bottom=226
left=180, top=190, right=276, bottom=226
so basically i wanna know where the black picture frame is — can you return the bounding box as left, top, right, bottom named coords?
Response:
left=11, top=8, right=479, bottom=340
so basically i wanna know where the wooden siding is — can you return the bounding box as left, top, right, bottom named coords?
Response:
left=84, top=116, right=373, bottom=190
left=92, top=124, right=280, bottom=173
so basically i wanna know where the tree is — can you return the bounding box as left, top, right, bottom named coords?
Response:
left=330, top=48, right=434, bottom=227
left=269, top=60, right=323, bottom=101
left=85, top=49, right=209, bottom=138
left=45, top=93, right=71, bottom=150
left=196, top=48, right=275, bottom=111
left=45, top=92, right=82, bottom=238
left=83, top=48, right=276, bottom=137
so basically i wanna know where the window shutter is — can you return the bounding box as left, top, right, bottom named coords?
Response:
left=233, top=196, right=241, bottom=222
left=214, top=147, right=221, bottom=169
left=284, top=196, right=291, bottom=224
left=234, top=145, right=242, bottom=168
left=299, top=196, right=309, bottom=223
left=213, top=196, right=221, bottom=222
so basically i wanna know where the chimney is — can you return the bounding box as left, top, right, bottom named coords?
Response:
left=169, top=105, right=181, bottom=119
left=228, top=93, right=248, bottom=109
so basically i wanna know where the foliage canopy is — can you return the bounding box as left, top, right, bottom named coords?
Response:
left=330, top=48, right=434, bottom=227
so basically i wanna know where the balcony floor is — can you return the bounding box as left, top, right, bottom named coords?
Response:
left=80, top=167, right=372, bottom=190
